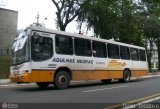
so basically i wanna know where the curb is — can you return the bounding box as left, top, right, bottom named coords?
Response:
left=0, top=79, right=10, bottom=84
left=141, top=75, right=160, bottom=79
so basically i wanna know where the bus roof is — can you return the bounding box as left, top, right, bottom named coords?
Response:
left=30, top=27, right=145, bottom=50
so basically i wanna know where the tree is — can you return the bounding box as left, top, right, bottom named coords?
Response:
left=78, top=0, right=143, bottom=46
left=144, top=18, right=160, bottom=71
left=52, top=0, right=90, bottom=31
left=139, top=0, right=160, bottom=71
left=75, top=0, right=160, bottom=71
left=139, top=16, right=157, bottom=71
left=117, top=0, right=144, bottom=46
left=78, top=0, right=120, bottom=38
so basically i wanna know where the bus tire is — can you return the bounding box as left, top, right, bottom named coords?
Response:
left=101, top=79, right=112, bottom=84
left=36, top=82, right=49, bottom=88
left=119, top=70, right=131, bottom=83
left=54, top=71, right=70, bottom=89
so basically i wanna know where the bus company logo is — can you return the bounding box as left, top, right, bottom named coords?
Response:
left=2, top=103, right=8, bottom=109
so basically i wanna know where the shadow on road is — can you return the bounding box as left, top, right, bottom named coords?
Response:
left=11, top=77, right=158, bottom=92
left=11, top=79, right=144, bottom=92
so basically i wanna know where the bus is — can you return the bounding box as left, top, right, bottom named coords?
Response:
left=10, top=27, right=148, bottom=89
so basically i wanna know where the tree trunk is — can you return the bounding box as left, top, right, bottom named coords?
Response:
left=60, top=25, right=66, bottom=31
left=147, top=52, right=152, bottom=72
left=147, top=40, right=153, bottom=72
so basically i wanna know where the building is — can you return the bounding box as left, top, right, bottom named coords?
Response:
left=0, top=8, right=18, bottom=55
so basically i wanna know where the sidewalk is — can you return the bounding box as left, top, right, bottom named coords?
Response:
left=142, top=72, right=160, bottom=78
left=0, top=79, right=10, bottom=84
left=1, top=72, right=160, bottom=84
left=148, top=72, right=160, bottom=75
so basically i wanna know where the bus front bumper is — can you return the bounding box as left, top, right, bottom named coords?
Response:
left=10, top=73, right=30, bottom=83
left=10, top=71, right=54, bottom=83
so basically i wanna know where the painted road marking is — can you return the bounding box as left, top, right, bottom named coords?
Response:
left=83, top=85, right=129, bottom=93
left=105, top=93, right=160, bottom=109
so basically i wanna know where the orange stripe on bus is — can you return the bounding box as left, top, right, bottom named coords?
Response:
left=10, top=69, right=147, bottom=83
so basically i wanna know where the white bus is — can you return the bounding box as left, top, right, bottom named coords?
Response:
left=10, top=27, right=148, bottom=89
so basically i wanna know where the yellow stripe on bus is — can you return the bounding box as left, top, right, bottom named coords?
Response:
left=10, top=69, right=147, bottom=83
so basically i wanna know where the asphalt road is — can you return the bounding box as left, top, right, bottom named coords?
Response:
left=0, top=77, right=160, bottom=109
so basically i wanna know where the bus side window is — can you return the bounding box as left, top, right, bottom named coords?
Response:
left=55, top=35, right=73, bottom=55
left=139, top=49, right=146, bottom=61
left=107, top=43, right=120, bottom=59
left=130, top=48, right=139, bottom=61
left=74, top=38, right=92, bottom=57
left=120, top=46, right=130, bottom=60
left=92, top=41, right=107, bottom=58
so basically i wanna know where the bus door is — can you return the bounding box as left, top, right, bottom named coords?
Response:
left=107, top=44, right=122, bottom=79
left=74, top=38, right=93, bottom=80
left=92, top=41, right=108, bottom=80
left=31, top=31, right=54, bottom=70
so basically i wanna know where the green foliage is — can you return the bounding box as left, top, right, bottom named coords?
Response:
left=0, top=56, right=10, bottom=79
left=76, top=0, right=160, bottom=71
left=137, top=0, right=160, bottom=71
left=52, top=0, right=160, bottom=70
left=78, top=0, right=144, bottom=46
left=84, top=0, right=119, bottom=39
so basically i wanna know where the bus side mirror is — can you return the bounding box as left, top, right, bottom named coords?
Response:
left=93, top=50, right=96, bottom=55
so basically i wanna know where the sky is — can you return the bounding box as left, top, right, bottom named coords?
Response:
left=0, top=0, right=92, bottom=35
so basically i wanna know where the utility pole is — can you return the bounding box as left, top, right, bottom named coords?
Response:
left=35, top=13, right=47, bottom=27
left=36, top=13, right=40, bottom=27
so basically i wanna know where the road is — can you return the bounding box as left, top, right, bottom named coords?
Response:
left=0, top=77, right=160, bottom=109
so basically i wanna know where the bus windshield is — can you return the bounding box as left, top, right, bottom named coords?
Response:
left=11, top=31, right=29, bottom=65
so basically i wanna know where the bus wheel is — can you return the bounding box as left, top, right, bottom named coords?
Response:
left=36, top=82, right=49, bottom=88
left=101, top=79, right=112, bottom=84
left=54, top=71, right=70, bottom=89
left=119, top=70, right=131, bottom=83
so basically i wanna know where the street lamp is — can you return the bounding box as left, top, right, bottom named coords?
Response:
left=41, top=17, right=47, bottom=27
left=35, top=13, right=47, bottom=27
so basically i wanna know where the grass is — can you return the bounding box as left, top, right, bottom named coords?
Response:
left=0, top=55, right=11, bottom=79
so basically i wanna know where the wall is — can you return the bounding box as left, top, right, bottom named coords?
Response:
left=0, top=8, right=18, bottom=55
